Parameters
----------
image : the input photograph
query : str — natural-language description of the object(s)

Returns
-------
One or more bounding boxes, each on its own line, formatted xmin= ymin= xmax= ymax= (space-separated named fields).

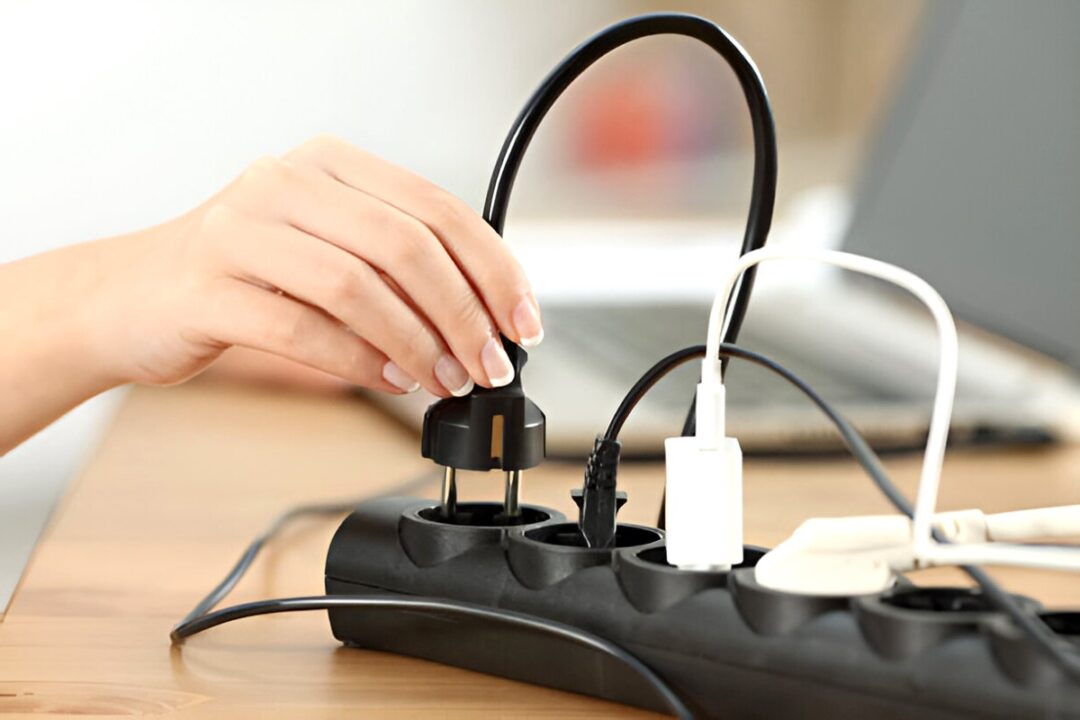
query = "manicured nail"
xmin=512 ymin=296 xmax=544 ymax=347
xmin=382 ymin=361 xmax=420 ymax=393
xmin=435 ymin=354 xmax=474 ymax=397
xmin=481 ymin=336 xmax=515 ymax=387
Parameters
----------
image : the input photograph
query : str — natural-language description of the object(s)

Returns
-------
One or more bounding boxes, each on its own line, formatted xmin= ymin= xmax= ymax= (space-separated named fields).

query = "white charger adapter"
xmin=664 ymin=376 xmax=743 ymax=571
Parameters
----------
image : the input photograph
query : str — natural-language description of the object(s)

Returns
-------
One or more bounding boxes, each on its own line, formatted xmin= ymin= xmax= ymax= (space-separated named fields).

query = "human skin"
xmin=0 ymin=135 xmax=543 ymax=455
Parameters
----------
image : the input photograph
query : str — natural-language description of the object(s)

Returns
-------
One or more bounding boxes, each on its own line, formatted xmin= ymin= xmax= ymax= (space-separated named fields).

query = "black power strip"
xmin=324 ymin=497 xmax=1080 ymax=719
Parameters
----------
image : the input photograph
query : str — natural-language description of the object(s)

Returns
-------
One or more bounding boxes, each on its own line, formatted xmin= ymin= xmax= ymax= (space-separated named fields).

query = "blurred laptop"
xmin=372 ymin=0 xmax=1080 ymax=456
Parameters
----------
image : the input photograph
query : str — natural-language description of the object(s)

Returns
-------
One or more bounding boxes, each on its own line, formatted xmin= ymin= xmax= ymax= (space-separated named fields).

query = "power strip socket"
xmin=324 ymin=496 xmax=1080 ymax=719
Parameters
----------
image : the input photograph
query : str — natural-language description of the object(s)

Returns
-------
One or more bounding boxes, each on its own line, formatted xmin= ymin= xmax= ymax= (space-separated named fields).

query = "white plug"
xmin=664 ymin=360 xmax=744 ymax=571
xmin=755 ymin=505 xmax=1080 ymax=596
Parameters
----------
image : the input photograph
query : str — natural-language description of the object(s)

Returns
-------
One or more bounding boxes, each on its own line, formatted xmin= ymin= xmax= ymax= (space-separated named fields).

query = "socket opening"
xmin=525 ymin=522 xmax=661 ymax=548
xmin=883 ymin=587 xmax=995 ymax=613
xmin=418 ymin=503 xmax=550 ymax=527
xmin=1040 ymin=611 xmax=1080 ymax=643
xmin=637 ymin=545 xmax=767 ymax=569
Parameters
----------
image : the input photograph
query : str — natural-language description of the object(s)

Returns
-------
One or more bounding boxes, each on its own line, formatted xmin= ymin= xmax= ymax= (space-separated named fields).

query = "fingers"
xmin=199 ymin=277 xmax=412 ymax=395
xmin=205 ymin=347 xmax=354 ymax=394
xmin=205 ymin=206 xmax=473 ymax=397
xmin=285 ymin=135 xmax=545 ymax=348
xmin=221 ymin=155 xmax=514 ymax=390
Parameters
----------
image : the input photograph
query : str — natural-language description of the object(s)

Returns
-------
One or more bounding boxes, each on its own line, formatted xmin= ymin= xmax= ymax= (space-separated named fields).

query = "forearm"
xmin=0 ymin=240 xmax=129 ymax=454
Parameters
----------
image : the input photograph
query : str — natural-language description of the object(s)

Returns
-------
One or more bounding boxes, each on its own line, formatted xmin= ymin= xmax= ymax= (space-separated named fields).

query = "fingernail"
xmin=512 ymin=296 xmax=544 ymax=347
xmin=481 ymin=336 xmax=515 ymax=387
xmin=382 ymin=361 xmax=420 ymax=393
xmin=435 ymin=354 xmax=474 ymax=397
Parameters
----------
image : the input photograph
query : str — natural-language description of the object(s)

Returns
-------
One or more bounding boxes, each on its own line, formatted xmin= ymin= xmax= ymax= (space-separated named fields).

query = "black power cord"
xmin=174 ymin=470 xmax=439 ymax=631
xmin=481 ymin=12 xmax=777 ymax=411
xmin=605 ymin=346 xmax=710 ymax=443
xmin=576 ymin=346 xmax=707 ymax=547
xmin=172 ymin=596 xmax=691 ymax=718
xmin=579 ymin=342 xmax=914 ymax=547
xmin=611 ymin=344 xmax=1080 ymax=683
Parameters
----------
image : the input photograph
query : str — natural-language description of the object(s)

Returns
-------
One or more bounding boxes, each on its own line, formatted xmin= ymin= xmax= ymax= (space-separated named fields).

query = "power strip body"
xmin=324 ymin=497 xmax=1080 ymax=719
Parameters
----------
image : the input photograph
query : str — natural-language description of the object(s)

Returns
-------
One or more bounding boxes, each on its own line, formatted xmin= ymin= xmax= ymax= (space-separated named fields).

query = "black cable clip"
xmin=572 ymin=436 xmax=627 ymax=548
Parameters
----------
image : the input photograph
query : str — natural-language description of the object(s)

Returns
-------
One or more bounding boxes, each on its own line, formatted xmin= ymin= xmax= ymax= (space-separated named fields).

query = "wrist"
xmin=0 ymin=240 xmax=130 ymax=451
xmin=73 ymin=229 xmax=162 ymax=388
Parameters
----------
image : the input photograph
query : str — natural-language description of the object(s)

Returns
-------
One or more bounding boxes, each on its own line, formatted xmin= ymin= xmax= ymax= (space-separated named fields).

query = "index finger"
xmin=285 ymin=136 xmax=544 ymax=348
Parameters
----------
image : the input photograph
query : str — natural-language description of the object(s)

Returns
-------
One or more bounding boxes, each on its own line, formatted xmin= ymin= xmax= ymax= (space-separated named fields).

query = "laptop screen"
xmin=842 ymin=0 xmax=1080 ymax=370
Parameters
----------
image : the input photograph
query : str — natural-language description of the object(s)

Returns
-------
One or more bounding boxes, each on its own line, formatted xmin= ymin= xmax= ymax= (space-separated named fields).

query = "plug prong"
xmin=441 ymin=466 xmax=458 ymax=518
xmin=503 ymin=469 xmax=521 ymax=517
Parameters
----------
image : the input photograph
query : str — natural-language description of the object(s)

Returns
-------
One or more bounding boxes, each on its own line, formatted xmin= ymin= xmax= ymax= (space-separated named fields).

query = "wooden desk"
xmin=1 ymin=382 xmax=1077 ymax=717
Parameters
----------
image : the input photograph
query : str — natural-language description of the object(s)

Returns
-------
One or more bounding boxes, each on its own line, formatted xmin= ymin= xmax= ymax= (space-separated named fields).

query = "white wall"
xmin=0 ymin=0 xmax=628 ymax=262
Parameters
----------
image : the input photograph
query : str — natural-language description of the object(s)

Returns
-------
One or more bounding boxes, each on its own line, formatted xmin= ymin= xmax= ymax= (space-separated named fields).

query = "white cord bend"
xmin=705 ymin=247 xmax=958 ymax=559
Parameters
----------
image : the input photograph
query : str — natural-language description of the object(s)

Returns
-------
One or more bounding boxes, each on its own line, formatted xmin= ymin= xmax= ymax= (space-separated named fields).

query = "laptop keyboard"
xmin=541 ymin=303 xmax=910 ymax=412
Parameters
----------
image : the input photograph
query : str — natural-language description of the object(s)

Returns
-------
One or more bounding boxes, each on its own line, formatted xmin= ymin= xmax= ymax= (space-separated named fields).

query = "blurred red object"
xmin=572 ymin=57 xmax=727 ymax=172
xmin=576 ymin=72 xmax=667 ymax=168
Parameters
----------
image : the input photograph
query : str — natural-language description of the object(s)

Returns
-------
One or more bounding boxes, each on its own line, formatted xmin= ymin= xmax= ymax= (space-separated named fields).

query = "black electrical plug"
xmin=570 ymin=436 xmax=627 ymax=548
xmin=421 ymin=336 xmax=545 ymax=522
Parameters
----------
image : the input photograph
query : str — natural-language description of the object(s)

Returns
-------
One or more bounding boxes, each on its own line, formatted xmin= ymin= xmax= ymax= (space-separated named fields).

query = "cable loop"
xmin=483 ymin=13 xmax=777 ymax=362
xmin=706 ymin=247 xmax=959 ymax=561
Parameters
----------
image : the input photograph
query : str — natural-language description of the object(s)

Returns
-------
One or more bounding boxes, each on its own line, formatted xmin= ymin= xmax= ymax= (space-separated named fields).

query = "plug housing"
xmin=571 ymin=436 xmax=628 ymax=548
xmin=421 ymin=339 xmax=544 ymax=472
xmin=421 ymin=338 xmax=545 ymax=520
xmin=664 ymin=378 xmax=743 ymax=570
xmin=664 ymin=435 xmax=743 ymax=570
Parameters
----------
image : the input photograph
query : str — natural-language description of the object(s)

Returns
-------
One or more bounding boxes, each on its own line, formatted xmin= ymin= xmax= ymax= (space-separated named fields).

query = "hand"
xmin=0 ymin=136 xmax=544 ymax=453
xmin=95 ymin=135 xmax=544 ymax=397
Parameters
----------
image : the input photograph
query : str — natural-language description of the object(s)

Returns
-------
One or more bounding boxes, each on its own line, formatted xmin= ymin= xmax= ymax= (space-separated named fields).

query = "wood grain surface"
xmin=1 ymin=381 xmax=1077 ymax=717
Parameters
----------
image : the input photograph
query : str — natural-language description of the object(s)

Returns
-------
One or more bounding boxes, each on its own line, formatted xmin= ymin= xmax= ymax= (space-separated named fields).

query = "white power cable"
xmin=707 ymin=247 xmax=1079 ymax=582
xmin=986 ymin=504 xmax=1080 ymax=542
xmin=707 ymin=247 xmax=957 ymax=558
xmin=756 ymin=505 xmax=1080 ymax=597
